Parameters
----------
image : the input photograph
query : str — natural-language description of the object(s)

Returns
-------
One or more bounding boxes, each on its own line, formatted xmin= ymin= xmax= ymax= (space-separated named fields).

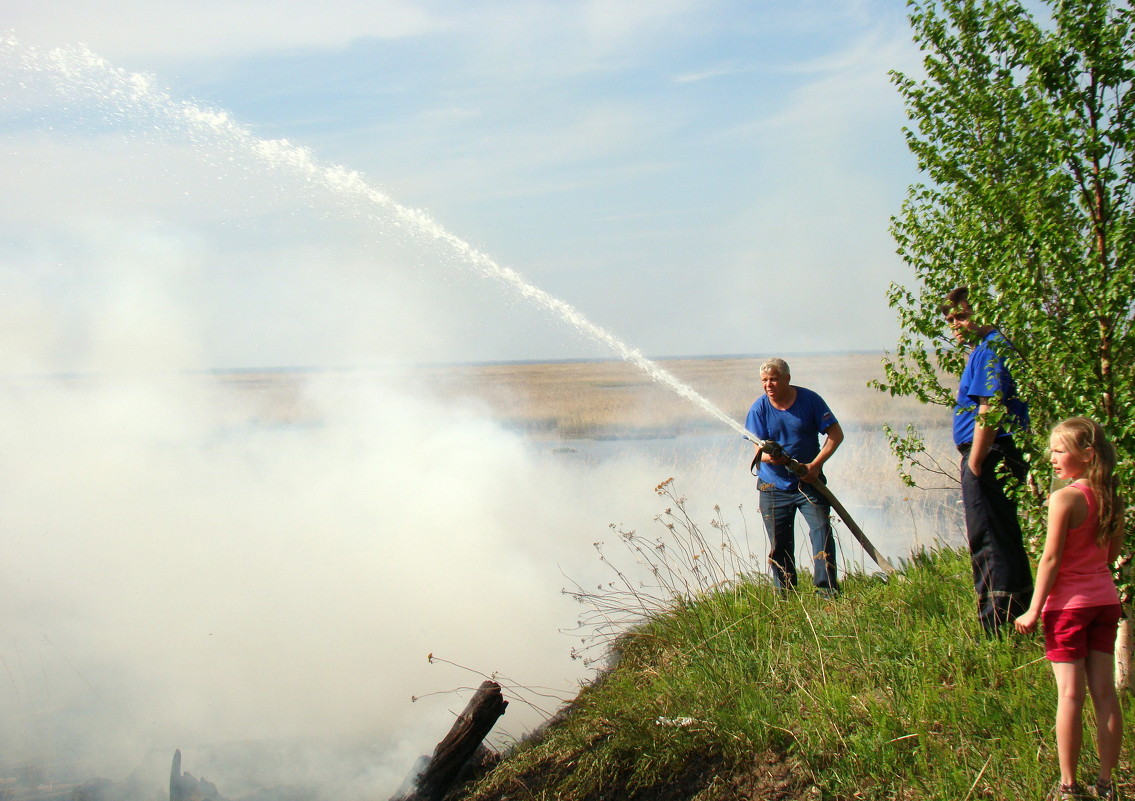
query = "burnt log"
xmin=391 ymin=680 xmax=508 ymax=801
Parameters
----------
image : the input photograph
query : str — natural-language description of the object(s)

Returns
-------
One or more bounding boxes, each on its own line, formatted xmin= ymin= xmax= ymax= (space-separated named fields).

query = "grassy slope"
xmin=454 ymin=548 xmax=1133 ymax=801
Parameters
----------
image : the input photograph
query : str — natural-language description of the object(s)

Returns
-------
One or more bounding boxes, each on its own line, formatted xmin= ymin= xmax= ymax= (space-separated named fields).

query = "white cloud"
xmin=686 ymin=20 xmax=918 ymax=353
xmin=578 ymin=0 xmax=713 ymax=51
xmin=672 ymin=63 xmax=749 ymax=85
xmin=4 ymin=0 xmax=442 ymax=61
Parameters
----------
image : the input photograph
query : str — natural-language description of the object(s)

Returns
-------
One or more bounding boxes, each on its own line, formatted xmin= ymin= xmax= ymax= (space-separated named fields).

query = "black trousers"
xmin=960 ymin=438 xmax=1034 ymax=635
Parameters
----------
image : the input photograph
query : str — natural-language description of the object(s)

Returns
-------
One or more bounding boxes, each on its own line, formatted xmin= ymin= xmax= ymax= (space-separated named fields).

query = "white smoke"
xmin=0 ymin=361 xmax=720 ymax=796
xmin=0 ymin=41 xmax=759 ymax=800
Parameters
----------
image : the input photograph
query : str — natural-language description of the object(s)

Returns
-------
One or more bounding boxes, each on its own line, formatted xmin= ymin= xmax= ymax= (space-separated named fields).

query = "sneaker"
xmin=1094 ymin=780 xmax=1119 ymax=800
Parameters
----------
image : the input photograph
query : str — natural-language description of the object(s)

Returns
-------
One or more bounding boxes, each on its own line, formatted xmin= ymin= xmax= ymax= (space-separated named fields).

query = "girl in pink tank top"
xmin=1015 ymin=418 xmax=1125 ymax=800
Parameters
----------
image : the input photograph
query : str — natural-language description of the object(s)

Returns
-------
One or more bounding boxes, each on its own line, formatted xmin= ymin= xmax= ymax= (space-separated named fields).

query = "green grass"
xmin=454 ymin=500 xmax=1133 ymax=800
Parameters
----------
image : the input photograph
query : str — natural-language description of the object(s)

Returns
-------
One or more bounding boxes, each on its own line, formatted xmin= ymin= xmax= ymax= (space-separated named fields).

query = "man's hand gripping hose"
xmin=746 ymin=434 xmax=897 ymax=576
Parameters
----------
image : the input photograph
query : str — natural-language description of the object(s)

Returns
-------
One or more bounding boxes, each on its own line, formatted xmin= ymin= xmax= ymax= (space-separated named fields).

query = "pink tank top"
xmin=1044 ymin=482 xmax=1120 ymax=611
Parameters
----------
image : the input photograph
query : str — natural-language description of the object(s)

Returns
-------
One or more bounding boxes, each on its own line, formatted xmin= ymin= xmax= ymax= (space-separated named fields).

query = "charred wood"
xmin=169 ymin=751 xmax=224 ymax=801
xmin=391 ymin=680 xmax=508 ymax=801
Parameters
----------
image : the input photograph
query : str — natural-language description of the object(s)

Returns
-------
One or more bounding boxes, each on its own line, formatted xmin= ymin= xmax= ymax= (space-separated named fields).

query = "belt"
xmin=957 ymin=438 xmax=1013 ymax=455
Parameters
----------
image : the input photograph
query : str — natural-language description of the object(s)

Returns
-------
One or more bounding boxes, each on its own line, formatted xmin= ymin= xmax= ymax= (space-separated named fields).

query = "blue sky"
xmin=1 ymin=0 xmax=923 ymax=369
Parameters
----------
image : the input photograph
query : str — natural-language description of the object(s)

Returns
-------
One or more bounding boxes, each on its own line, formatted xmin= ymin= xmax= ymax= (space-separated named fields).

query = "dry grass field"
xmin=211 ymin=352 xmax=944 ymax=441
xmin=403 ymin=352 xmax=940 ymax=439
xmin=410 ymin=353 xmax=962 ymax=550
xmin=396 ymin=353 xmax=964 ymax=562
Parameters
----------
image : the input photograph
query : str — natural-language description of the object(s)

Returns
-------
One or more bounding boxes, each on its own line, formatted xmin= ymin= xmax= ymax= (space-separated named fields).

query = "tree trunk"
xmin=1116 ymin=614 xmax=1132 ymax=694
xmin=391 ymin=680 xmax=508 ymax=801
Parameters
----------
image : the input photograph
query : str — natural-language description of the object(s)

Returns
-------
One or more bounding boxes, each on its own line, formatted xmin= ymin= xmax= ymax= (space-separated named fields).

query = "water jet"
xmin=0 ymin=36 xmax=748 ymax=440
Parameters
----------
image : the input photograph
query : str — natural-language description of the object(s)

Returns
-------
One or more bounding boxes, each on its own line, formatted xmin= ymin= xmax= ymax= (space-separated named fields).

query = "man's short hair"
xmin=940 ymin=286 xmax=970 ymax=315
xmin=760 ymin=357 xmax=790 ymax=377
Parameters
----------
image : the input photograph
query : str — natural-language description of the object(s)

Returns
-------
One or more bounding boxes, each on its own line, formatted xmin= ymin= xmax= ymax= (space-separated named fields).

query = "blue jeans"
xmin=758 ymin=482 xmax=838 ymax=591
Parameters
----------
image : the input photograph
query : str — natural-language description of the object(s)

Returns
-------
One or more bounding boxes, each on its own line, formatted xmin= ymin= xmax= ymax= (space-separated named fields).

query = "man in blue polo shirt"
xmin=745 ymin=357 xmax=844 ymax=595
xmin=943 ymin=286 xmax=1033 ymax=635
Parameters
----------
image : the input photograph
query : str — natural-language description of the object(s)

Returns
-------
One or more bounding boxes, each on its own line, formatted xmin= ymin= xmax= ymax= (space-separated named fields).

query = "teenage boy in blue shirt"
xmin=943 ymin=286 xmax=1033 ymax=635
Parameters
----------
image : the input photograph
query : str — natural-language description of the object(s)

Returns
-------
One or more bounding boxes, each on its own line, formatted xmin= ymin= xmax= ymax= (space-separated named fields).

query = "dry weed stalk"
xmin=563 ymin=478 xmax=762 ymax=665
xmin=414 ymin=653 xmax=575 ymax=724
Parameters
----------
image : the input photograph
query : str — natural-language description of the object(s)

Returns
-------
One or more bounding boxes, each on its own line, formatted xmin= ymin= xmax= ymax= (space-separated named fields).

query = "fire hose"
xmin=747 ymin=436 xmax=897 ymax=576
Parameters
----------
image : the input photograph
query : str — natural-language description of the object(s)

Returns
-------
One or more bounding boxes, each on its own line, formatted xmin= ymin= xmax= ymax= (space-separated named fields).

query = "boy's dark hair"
xmin=940 ymin=286 xmax=970 ymax=315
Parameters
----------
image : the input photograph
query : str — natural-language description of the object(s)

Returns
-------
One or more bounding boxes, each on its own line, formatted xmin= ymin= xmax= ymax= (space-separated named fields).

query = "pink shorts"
xmin=1042 ymin=604 xmax=1122 ymax=662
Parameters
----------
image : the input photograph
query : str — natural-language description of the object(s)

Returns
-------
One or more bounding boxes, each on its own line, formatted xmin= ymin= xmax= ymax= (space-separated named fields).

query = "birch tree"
xmin=877 ymin=0 xmax=1135 ymax=665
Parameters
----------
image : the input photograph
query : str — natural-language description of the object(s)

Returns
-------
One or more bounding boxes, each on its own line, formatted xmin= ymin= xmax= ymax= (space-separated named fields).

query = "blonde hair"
xmin=1051 ymin=417 xmax=1125 ymax=546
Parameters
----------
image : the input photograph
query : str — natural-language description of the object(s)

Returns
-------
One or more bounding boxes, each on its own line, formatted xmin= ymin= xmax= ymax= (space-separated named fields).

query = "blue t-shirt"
xmin=745 ymin=386 xmax=838 ymax=490
xmin=953 ymin=330 xmax=1029 ymax=447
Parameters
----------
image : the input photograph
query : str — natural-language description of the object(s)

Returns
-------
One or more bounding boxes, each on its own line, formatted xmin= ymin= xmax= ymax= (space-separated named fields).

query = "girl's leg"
xmin=1052 ymin=660 xmax=1087 ymax=787
xmin=1085 ymin=649 xmax=1122 ymax=784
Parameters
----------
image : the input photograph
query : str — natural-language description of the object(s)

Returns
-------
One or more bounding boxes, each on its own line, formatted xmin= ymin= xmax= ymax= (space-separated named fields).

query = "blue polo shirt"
xmin=745 ymin=386 xmax=837 ymax=491
xmin=953 ymin=330 xmax=1029 ymax=447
